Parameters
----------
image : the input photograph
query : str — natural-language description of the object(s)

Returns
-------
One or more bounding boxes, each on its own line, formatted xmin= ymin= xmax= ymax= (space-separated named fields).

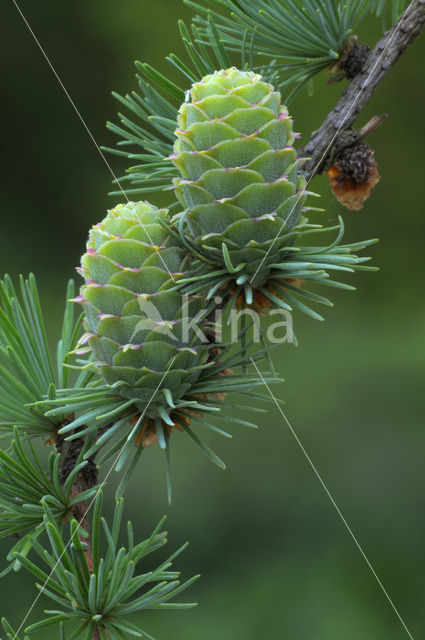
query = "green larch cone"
xmin=66 ymin=202 xmax=279 ymax=496
xmin=77 ymin=201 xmax=208 ymax=424
xmin=171 ymin=68 xmax=306 ymax=285
xmin=48 ymin=198 xmax=278 ymax=490
xmin=58 ymin=200 xmax=277 ymax=485
xmin=170 ymin=68 xmax=376 ymax=319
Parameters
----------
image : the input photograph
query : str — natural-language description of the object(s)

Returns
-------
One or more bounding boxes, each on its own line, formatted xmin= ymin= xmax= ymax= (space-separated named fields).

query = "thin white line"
xmin=10 ymin=0 xmax=176 ymax=282
xmin=12 ymin=357 xmax=176 ymax=640
xmin=250 ymin=357 xmax=414 ymax=640
xmin=249 ymin=0 xmax=414 ymax=285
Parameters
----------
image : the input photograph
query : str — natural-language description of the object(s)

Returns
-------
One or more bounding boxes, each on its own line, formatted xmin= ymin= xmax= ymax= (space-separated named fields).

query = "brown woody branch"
xmin=57 ymin=430 xmax=98 ymax=566
xmin=56 ymin=429 xmax=102 ymax=638
xmin=302 ymin=0 xmax=425 ymax=181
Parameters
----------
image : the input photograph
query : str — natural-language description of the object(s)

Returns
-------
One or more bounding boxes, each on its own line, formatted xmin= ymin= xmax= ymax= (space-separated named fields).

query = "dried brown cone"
xmin=326 ymin=141 xmax=380 ymax=211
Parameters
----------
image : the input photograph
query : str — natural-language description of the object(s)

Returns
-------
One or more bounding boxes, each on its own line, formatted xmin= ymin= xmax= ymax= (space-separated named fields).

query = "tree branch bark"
xmin=302 ymin=0 xmax=425 ymax=180
xmin=57 ymin=430 xmax=103 ymax=638
xmin=57 ymin=430 xmax=98 ymax=568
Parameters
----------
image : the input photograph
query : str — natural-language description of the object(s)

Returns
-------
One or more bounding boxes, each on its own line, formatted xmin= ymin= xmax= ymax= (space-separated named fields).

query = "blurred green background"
xmin=1 ymin=1 xmax=424 ymax=638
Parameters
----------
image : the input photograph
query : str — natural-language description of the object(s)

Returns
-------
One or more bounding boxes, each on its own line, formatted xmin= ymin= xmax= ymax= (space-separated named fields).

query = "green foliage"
xmin=34 ymin=331 xmax=277 ymax=501
xmin=187 ymin=0 xmax=371 ymax=94
xmin=2 ymin=618 xmax=30 ymax=640
xmin=16 ymin=495 xmax=198 ymax=640
xmin=46 ymin=373 xmax=268 ymax=479
xmin=0 ymin=429 xmax=100 ymax=575
xmin=187 ymin=0 xmax=408 ymax=95
xmin=105 ymin=19 xmax=233 ymax=201
xmin=372 ymin=0 xmax=408 ymax=27
xmin=0 ymin=275 xmax=88 ymax=438
xmin=170 ymin=68 xmax=377 ymax=316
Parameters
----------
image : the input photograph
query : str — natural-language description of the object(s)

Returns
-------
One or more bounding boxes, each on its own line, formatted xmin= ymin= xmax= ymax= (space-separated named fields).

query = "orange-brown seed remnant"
xmin=327 ymin=141 xmax=380 ymax=211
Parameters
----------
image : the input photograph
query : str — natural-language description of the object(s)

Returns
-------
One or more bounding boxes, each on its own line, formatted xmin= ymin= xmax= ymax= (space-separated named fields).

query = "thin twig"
xmin=358 ymin=114 xmax=388 ymax=140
